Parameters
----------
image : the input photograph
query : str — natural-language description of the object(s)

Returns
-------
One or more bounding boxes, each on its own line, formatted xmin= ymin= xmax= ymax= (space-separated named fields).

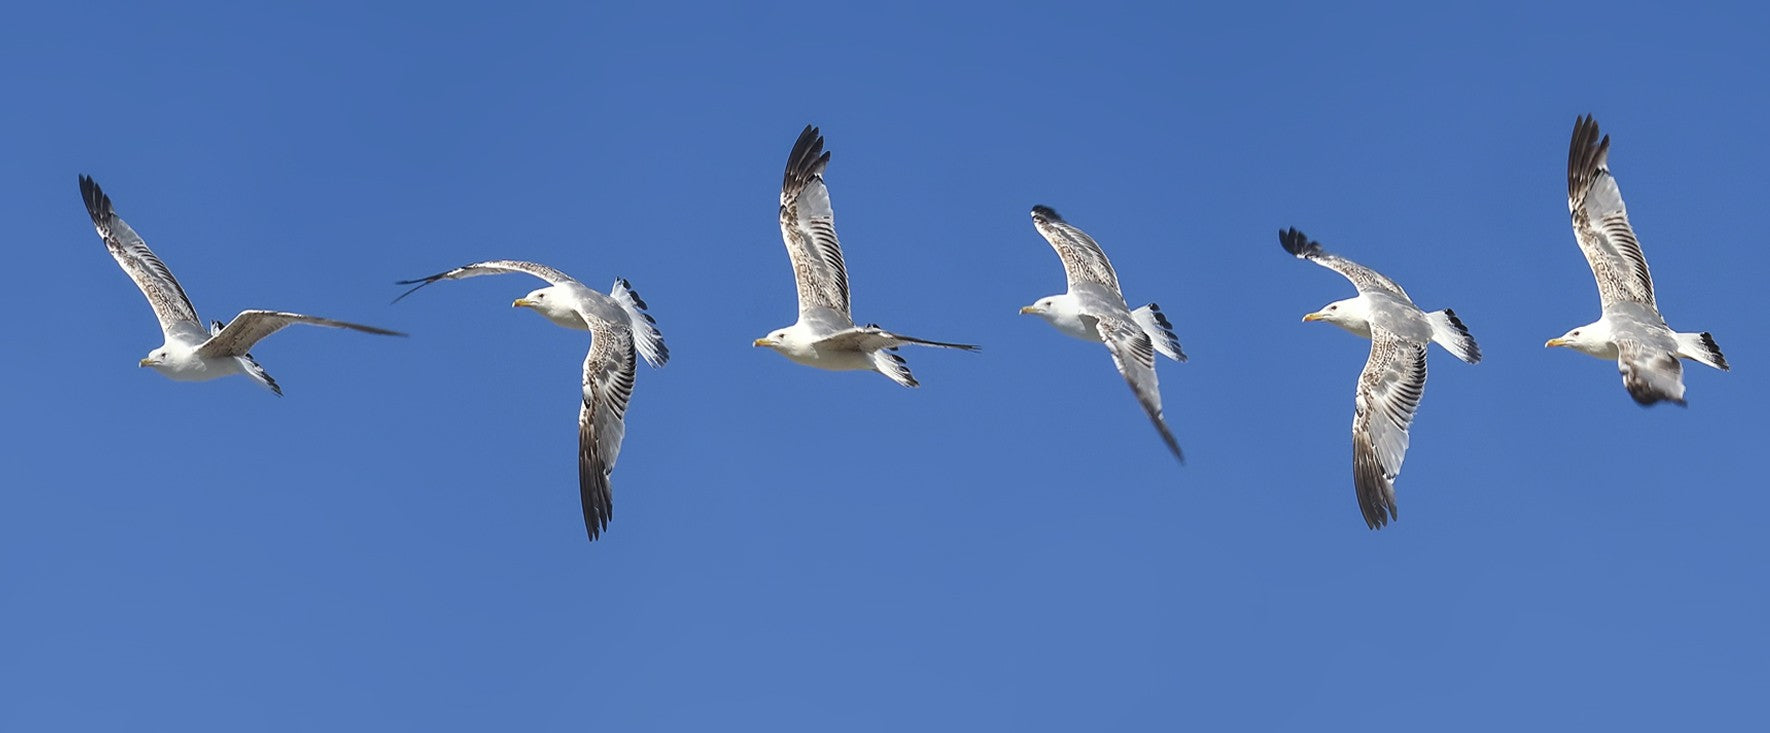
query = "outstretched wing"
xmin=394 ymin=260 xmax=580 ymax=303
xmin=576 ymin=322 xmax=638 ymax=542
xmin=1568 ymin=115 xmax=1656 ymax=308
xmin=195 ymin=310 xmax=405 ymax=358
xmin=1279 ymin=227 xmax=1409 ymax=299
xmin=1030 ymin=205 xmax=1122 ymax=295
xmin=78 ymin=175 xmax=204 ymax=341
xmin=1350 ymin=331 xmax=1428 ymax=530
xmin=779 ymin=125 xmax=852 ymax=322
xmin=1097 ymin=316 xmax=1183 ymax=462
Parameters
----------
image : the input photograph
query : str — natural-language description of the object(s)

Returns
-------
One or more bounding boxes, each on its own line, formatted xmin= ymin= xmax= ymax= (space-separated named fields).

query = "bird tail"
xmin=1426 ymin=309 xmax=1481 ymax=364
xmin=1130 ymin=303 xmax=1186 ymax=362
xmin=609 ymin=278 xmax=669 ymax=367
xmin=870 ymin=350 xmax=919 ymax=388
xmin=1675 ymin=331 xmax=1729 ymax=372
xmin=210 ymin=320 xmax=281 ymax=396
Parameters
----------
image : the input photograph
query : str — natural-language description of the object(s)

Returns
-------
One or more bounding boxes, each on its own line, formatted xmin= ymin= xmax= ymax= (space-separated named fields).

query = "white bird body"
xmin=1281 ymin=227 xmax=1480 ymax=529
xmin=1020 ymin=206 xmax=1187 ymax=461
xmin=754 ymin=126 xmax=979 ymax=387
xmin=1547 ymin=116 xmax=1729 ymax=405
xmin=79 ymin=175 xmax=404 ymax=396
xmin=142 ymin=340 xmax=242 ymax=382
xmin=394 ymin=260 xmax=667 ymax=542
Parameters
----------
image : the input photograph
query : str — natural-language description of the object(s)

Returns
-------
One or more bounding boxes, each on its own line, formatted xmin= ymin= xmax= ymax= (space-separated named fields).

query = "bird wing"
xmin=78 ymin=175 xmax=205 ymax=341
xmin=814 ymin=324 xmax=979 ymax=352
xmin=1279 ymin=227 xmax=1409 ymax=299
xmin=576 ymin=321 xmax=637 ymax=542
xmin=1030 ymin=205 xmax=1122 ymax=295
xmin=779 ymin=125 xmax=852 ymax=323
xmin=195 ymin=310 xmax=405 ymax=358
xmin=1350 ymin=330 xmax=1428 ymax=529
xmin=1616 ymin=336 xmax=1686 ymax=406
xmin=1096 ymin=315 xmax=1183 ymax=462
xmin=1568 ymin=115 xmax=1656 ymax=309
xmin=394 ymin=260 xmax=580 ymax=303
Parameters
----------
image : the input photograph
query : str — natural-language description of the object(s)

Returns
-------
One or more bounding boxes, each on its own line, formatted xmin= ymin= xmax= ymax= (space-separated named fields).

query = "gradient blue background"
xmin=3 ymin=1 xmax=1765 ymax=730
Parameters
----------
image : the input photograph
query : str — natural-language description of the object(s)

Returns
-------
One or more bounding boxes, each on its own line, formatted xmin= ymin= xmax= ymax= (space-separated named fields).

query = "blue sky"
xmin=3 ymin=1 xmax=1766 ymax=729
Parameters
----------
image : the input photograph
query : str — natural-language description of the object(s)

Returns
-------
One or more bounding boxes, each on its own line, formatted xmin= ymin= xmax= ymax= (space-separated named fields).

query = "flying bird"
xmin=1019 ymin=205 xmax=1187 ymax=462
xmin=395 ymin=261 xmax=668 ymax=542
xmin=752 ymin=125 xmax=978 ymax=387
xmin=1280 ymin=228 xmax=1480 ymax=529
xmin=78 ymin=175 xmax=403 ymax=395
xmin=1546 ymin=115 xmax=1729 ymax=405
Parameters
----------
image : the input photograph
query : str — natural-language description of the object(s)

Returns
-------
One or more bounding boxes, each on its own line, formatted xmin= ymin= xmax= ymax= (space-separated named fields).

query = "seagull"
xmin=1280 ymin=228 xmax=1480 ymax=529
xmin=395 ymin=261 xmax=667 ymax=542
xmin=1019 ymin=205 xmax=1187 ymax=462
xmin=752 ymin=125 xmax=978 ymax=387
xmin=1546 ymin=115 xmax=1729 ymax=405
xmin=78 ymin=175 xmax=403 ymax=395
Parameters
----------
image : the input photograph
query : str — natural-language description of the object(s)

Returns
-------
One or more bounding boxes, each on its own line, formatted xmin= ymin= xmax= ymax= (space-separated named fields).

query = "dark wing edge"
xmin=577 ymin=327 xmax=638 ymax=542
xmin=1099 ymin=318 xmax=1184 ymax=464
xmin=1031 ymin=205 xmax=1122 ymax=292
xmin=779 ymin=124 xmax=851 ymax=315
xmin=78 ymin=175 xmax=202 ymax=330
xmin=1350 ymin=336 xmax=1427 ymax=530
xmin=393 ymin=260 xmax=578 ymax=304
xmin=196 ymin=310 xmax=405 ymax=358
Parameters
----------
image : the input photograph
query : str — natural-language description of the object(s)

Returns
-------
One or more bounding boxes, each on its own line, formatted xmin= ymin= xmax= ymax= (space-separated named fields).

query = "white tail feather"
xmin=1426 ymin=309 xmax=1481 ymax=364
xmin=870 ymin=349 xmax=918 ymax=387
xmin=212 ymin=320 xmax=280 ymax=395
xmin=1675 ymin=331 xmax=1729 ymax=371
xmin=1130 ymin=303 xmax=1186 ymax=362
xmin=609 ymin=278 xmax=668 ymax=367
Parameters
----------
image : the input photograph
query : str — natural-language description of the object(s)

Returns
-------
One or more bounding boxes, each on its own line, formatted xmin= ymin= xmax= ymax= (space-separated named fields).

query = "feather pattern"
xmin=79 ymin=175 xmax=205 ymax=341
xmin=1568 ymin=115 xmax=1656 ymax=308
xmin=779 ymin=125 xmax=851 ymax=320
xmin=1031 ymin=205 xmax=1122 ymax=294
xmin=1351 ymin=333 xmax=1428 ymax=530
xmin=577 ymin=323 xmax=637 ymax=541
xmin=1097 ymin=316 xmax=1183 ymax=462
xmin=1280 ymin=227 xmax=1410 ymax=299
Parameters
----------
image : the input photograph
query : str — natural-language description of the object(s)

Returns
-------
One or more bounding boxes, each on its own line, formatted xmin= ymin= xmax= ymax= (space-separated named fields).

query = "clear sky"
xmin=3 ymin=1 xmax=1766 ymax=730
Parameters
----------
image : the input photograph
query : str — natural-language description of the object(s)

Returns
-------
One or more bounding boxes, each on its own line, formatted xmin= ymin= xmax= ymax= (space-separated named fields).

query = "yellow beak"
xmin=1545 ymin=338 xmax=1568 ymax=348
xmin=139 ymin=358 xmax=154 ymax=367
xmin=1302 ymin=312 xmax=1326 ymax=322
xmin=513 ymin=298 xmax=535 ymax=308
xmin=1019 ymin=306 xmax=1038 ymax=315
xmin=753 ymin=338 xmax=775 ymax=348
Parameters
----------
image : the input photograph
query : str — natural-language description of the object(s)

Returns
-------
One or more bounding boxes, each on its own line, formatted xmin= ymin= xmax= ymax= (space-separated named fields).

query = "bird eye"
xmin=1571 ymin=331 xmax=1580 ymax=336
xmin=1328 ymin=305 xmax=1338 ymax=310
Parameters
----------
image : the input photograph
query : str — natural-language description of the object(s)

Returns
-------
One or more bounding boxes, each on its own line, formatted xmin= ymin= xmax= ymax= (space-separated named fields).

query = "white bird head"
xmin=754 ymin=326 xmax=824 ymax=361
xmin=1546 ymin=321 xmax=1612 ymax=357
xmin=512 ymin=286 xmax=577 ymax=323
xmin=1301 ymin=297 xmax=1371 ymax=335
xmin=753 ymin=327 xmax=794 ymax=350
xmin=1018 ymin=297 xmax=1059 ymax=318
xmin=138 ymin=347 xmax=169 ymax=369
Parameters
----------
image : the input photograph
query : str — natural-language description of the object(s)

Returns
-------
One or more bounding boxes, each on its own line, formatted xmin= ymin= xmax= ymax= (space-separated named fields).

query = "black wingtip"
xmin=784 ymin=124 xmax=830 ymax=192
xmin=1701 ymin=332 xmax=1730 ymax=371
xmin=1030 ymin=204 xmax=1063 ymax=222
xmin=1150 ymin=417 xmax=1185 ymax=465
xmin=1278 ymin=227 xmax=1321 ymax=258
xmin=77 ymin=174 xmax=109 ymax=224
xmin=1569 ymin=114 xmax=1611 ymax=199
xmin=390 ymin=276 xmax=443 ymax=304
